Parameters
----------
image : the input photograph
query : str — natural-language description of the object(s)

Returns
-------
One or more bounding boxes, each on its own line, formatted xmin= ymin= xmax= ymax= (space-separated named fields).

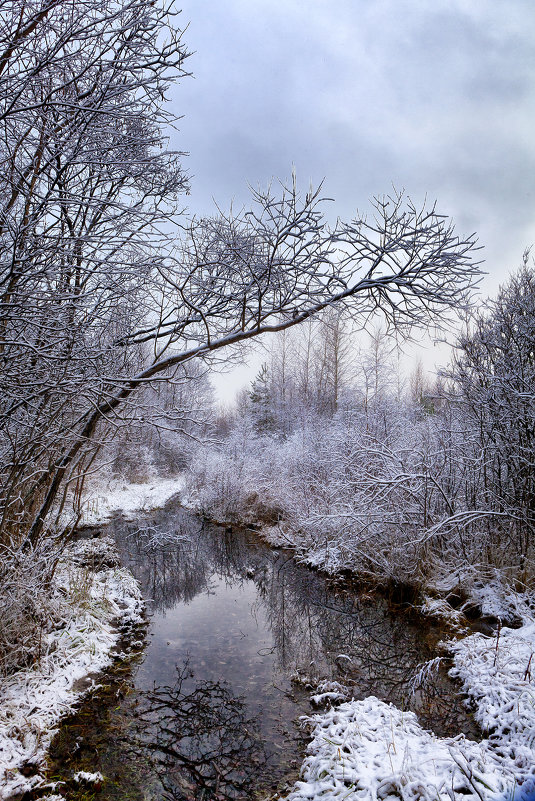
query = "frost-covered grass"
xmin=285 ymin=697 xmax=514 ymax=801
xmin=448 ymin=603 xmax=535 ymax=792
xmin=0 ymin=536 xmax=143 ymax=801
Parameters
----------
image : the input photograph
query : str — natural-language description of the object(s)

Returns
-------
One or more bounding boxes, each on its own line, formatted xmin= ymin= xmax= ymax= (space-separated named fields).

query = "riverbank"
xmin=3 ymin=475 xmax=534 ymax=801
xmin=0 ymin=478 xmax=182 ymax=801
xmin=77 ymin=476 xmax=185 ymax=527
xmin=0 ymin=536 xmax=143 ymax=800
xmin=255 ymin=527 xmax=535 ymax=798
xmin=281 ymin=606 xmax=535 ymax=800
xmin=181 ymin=484 xmax=535 ymax=800
xmin=258 ymin=524 xmax=535 ymax=799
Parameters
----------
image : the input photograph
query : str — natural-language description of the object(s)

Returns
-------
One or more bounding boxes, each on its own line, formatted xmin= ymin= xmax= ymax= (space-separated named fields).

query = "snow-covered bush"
xmin=186 ymin=393 xmax=529 ymax=588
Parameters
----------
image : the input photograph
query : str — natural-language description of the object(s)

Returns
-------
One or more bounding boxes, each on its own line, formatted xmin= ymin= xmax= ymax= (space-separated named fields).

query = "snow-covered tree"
xmin=0 ymin=0 xmax=481 ymax=550
xmin=249 ymin=364 xmax=276 ymax=434
xmin=451 ymin=260 xmax=535 ymax=564
xmin=0 ymin=0 xmax=189 ymax=546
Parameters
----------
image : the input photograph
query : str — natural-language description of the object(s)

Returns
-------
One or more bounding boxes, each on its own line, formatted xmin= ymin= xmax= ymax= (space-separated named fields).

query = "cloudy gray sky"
xmin=168 ymin=0 xmax=535 ymax=395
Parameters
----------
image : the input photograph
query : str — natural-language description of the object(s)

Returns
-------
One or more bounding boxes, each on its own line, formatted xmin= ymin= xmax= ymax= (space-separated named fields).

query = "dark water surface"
xmin=47 ymin=500 xmax=478 ymax=800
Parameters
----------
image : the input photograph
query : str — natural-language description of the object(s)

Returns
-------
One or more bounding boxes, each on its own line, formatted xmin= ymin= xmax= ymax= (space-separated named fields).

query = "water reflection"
xmin=72 ymin=502 xmax=477 ymax=799
xmin=129 ymin=661 xmax=267 ymax=800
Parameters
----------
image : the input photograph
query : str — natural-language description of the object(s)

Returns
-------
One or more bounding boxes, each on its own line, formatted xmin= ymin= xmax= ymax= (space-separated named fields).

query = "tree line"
xmin=190 ymin=263 xmax=535 ymax=588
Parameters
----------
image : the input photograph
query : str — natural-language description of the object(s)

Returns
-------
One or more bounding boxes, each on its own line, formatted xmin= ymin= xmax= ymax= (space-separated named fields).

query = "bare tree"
xmin=0 ymin=0 xmax=188 ymax=545
xmin=0 ymin=0 xmax=481 ymax=551
xmin=310 ymin=307 xmax=354 ymax=415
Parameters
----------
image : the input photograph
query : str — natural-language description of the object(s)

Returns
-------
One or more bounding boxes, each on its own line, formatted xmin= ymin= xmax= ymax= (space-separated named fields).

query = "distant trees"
xmin=247 ymin=308 xmax=356 ymax=433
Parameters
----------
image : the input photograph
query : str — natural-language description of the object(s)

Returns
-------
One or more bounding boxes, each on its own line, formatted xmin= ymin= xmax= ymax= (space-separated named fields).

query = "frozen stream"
xmin=48 ymin=500 xmax=478 ymax=800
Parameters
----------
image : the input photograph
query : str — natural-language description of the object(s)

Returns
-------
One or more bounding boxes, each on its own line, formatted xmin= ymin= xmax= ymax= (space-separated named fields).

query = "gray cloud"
xmin=170 ymin=0 xmax=535 ymax=294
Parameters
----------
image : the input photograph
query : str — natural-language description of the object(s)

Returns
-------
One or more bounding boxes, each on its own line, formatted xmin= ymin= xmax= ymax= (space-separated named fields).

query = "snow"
xmin=286 ymin=697 xmax=513 ymax=801
xmin=73 ymin=770 xmax=104 ymax=783
xmin=0 ymin=537 xmax=144 ymax=800
xmin=284 ymin=600 xmax=535 ymax=801
xmin=0 ymin=475 xmax=186 ymax=800
xmin=79 ymin=475 xmax=184 ymax=525
xmin=448 ymin=605 xmax=535 ymax=792
xmin=310 ymin=680 xmax=350 ymax=707
xmin=426 ymin=569 xmax=526 ymax=629
xmin=420 ymin=597 xmax=468 ymax=632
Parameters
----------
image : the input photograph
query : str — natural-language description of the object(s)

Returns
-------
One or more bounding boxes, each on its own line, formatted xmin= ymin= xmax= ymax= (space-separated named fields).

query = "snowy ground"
xmin=6 ymin=474 xmax=532 ymax=801
xmin=286 ymin=697 xmax=513 ymax=801
xmin=77 ymin=474 xmax=184 ymax=525
xmin=282 ymin=596 xmax=535 ymax=801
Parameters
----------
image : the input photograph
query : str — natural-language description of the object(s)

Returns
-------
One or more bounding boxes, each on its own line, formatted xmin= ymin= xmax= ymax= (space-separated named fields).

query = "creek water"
xmin=47 ymin=500 xmax=478 ymax=800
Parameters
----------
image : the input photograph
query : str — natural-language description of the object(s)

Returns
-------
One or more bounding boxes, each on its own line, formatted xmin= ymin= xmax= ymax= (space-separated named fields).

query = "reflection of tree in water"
xmin=131 ymin=662 xmax=268 ymax=800
xmin=256 ymin=556 xmax=423 ymax=692
xmin=254 ymin=556 xmax=475 ymax=737
xmin=112 ymin=508 xmax=209 ymax=610
xmin=113 ymin=504 xmax=476 ymax=743
xmin=112 ymin=505 xmax=258 ymax=613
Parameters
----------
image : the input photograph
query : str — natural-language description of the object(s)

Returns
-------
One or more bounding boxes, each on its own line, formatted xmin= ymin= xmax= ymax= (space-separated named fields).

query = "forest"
xmin=1 ymin=0 xmax=535 ymax=799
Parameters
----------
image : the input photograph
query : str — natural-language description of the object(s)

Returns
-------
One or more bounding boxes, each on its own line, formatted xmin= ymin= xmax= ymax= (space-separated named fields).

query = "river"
xmin=47 ymin=499 xmax=478 ymax=800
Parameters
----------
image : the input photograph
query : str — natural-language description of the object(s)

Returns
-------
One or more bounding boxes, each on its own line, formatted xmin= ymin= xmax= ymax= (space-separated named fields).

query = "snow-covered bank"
xmin=79 ymin=475 xmax=184 ymax=525
xmin=448 ymin=607 xmax=535 ymax=792
xmin=0 ymin=536 xmax=143 ymax=800
xmin=285 ymin=697 xmax=511 ymax=801
xmin=0 ymin=475 xmax=184 ymax=800
xmin=282 ymin=606 xmax=535 ymax=801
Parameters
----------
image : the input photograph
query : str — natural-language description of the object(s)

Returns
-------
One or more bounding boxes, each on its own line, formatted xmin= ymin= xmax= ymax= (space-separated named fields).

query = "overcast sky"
xmin=168 ymin=0 xmax=535 ymax=397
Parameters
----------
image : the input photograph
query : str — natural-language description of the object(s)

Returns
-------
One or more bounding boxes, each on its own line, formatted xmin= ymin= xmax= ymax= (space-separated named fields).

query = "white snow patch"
xmin=285 ymin=697 xmax=515 ymax=801
xmin=0 ymin=538 xmax=143 ymax=800
xmin=73 ymin=770 xmax=104 ymax=783
xmin=462 ymin=578 xmax=526 ymax=626
xmin=310 ymin=680 xmax=350 ymax=707
xmin=421 ymin=596 xmax=468 ymax=631
xmin=79 ymin=475 xmax=184 ymax=525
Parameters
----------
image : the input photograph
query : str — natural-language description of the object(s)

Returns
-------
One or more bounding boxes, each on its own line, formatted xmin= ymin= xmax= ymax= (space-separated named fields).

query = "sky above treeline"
xmin=168 ymin=0 xmax=535 ymax=396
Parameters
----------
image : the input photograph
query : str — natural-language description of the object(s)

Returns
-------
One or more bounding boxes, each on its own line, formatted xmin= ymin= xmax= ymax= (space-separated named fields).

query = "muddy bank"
xmin=0 ymin=537 xmax=144 ymax=801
